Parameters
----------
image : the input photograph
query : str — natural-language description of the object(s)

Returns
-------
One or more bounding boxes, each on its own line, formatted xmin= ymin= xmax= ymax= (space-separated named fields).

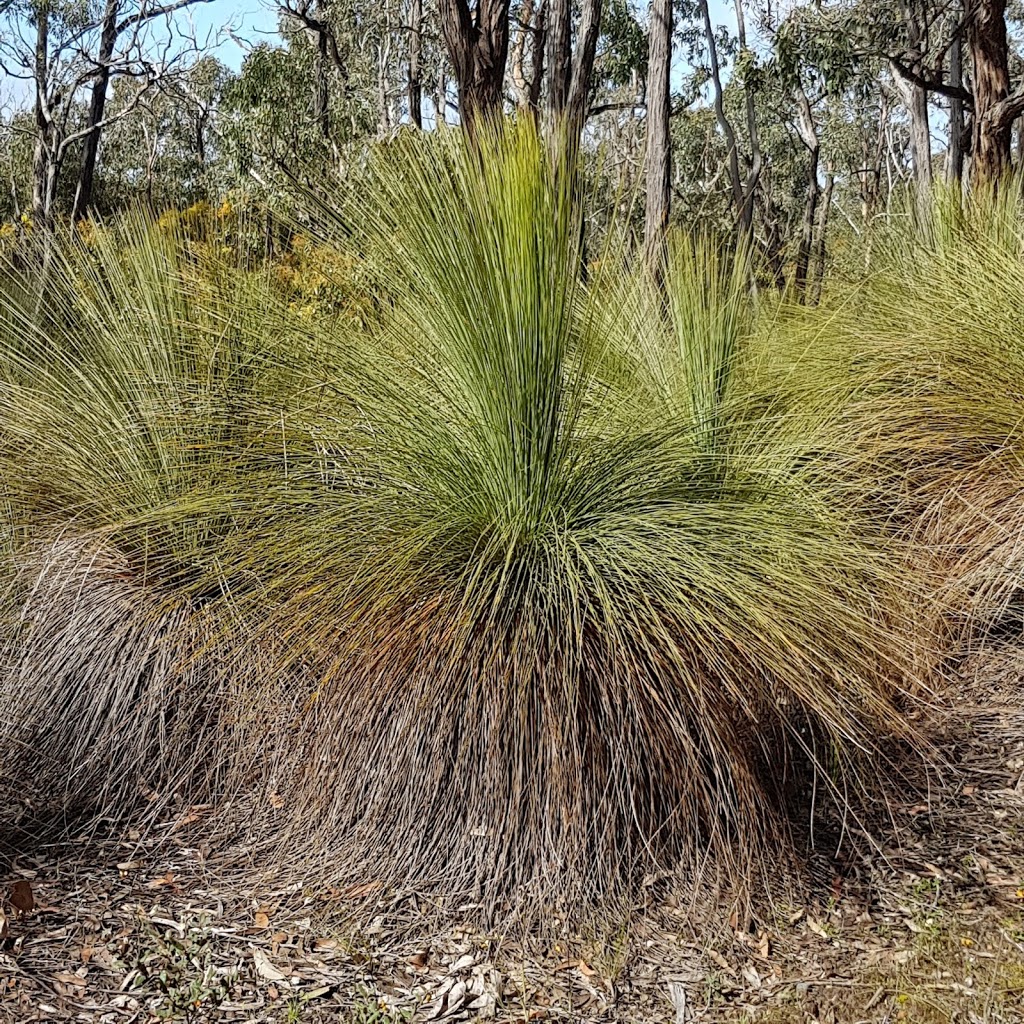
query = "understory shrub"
xmin=0 ymin=123 xmax=923 ymax=923
xmin=808 ymin=182 xmax=1024 ymax=652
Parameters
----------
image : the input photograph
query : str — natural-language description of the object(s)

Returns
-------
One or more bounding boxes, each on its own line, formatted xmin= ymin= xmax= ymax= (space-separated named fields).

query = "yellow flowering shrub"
xmin=271 ymin=234 xmax=372 ymax=320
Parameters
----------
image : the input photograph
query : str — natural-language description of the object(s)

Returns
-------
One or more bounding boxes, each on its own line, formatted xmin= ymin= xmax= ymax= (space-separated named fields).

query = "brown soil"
xmin=2 ymin=644 xmax=1022 ymax=1023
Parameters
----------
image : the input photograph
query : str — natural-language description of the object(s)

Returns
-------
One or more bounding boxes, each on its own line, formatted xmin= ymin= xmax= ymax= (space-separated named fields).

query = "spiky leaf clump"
xmin=0 ymin=217 xmax=319 ymax=819
xmin=818 ymin=182 xmax=1024 ymax=646
xmin=241 ymin=124 xmax=919 ymax=917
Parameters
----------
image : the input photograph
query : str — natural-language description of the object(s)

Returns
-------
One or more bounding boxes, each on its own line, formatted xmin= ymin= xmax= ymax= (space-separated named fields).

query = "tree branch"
xmin=116 ymin=0 xmax=216 ymax=37
xmin=887 ymin=53 xmax=974 ymax=105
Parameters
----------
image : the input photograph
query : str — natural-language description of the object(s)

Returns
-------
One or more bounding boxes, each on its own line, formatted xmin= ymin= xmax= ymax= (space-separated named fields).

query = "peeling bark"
xmin=643 ymin=0 xmax=672 ymax=276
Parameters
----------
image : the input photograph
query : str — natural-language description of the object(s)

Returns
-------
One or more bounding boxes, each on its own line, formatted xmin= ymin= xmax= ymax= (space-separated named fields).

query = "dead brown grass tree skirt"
xmin=254 ymin=515 xmax=924 ymax=926
xmin=0 ymin=531 xmax=283 ymax=831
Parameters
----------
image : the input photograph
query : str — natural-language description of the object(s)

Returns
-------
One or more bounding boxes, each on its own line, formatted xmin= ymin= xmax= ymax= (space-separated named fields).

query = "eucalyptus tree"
xmin=545 ymin=0 xmax=603 ymax=136
xmin=437 ymin=0 xmax=603 ymax=140
xmin=225 ymin=44 xmax=364 ymax=199
xmin=408 ymin=0 xmax=423 ymax=126
xmin=95 ymin=55 xmax=232 ymax=209
xmin=0 ymin=107 xmax=34 ymax=222
xmin=688 ymin=0 xmax=765 ymax=237
xmin=581 ymin=0 xmax=647 ymax=244
xmin=438 ymin=0 xmax=510 ymax=129
xmin=808 ymin=0 xmax=1024 ymax=186
xmin=968 ymin=0 xmax=1024 ymax=182
xmin=771 ymin=1 xmax=862 ymax=299
xmin=643 ymin=0 xmax=671 ymax=273
xmin=0 ymin=0 xmax=213 ymax=225
xmin=508 ymin=0 xmax=544 ymax=112
xmin=272 ymin=0 xmax=394 ymax=138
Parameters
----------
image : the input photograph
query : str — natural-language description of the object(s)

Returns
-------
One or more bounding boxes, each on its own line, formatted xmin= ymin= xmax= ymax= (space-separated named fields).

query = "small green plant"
xmin=135 ymin=913 xmax=236 ymax=1022
xmin=346 ymin=989 xmax=411 ymax=1024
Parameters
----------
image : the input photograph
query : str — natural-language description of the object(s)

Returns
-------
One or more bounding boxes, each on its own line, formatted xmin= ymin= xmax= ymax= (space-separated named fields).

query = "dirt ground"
xmin=2 ymin=644 xmax=1023 ymax=1024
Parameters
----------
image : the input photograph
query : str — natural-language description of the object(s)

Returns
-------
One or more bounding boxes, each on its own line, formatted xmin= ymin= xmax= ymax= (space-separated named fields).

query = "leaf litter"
xmin=0 ymin=644 xmax=1022 ymax=1022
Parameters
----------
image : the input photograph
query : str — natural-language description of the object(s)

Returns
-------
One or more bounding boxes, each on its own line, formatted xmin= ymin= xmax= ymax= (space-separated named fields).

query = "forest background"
xmin=3 ymin=0 xmax=1022 ymax=300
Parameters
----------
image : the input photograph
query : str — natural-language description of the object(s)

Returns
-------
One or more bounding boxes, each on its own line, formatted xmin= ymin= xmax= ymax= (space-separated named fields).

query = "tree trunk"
xmin=756 ymin=177 xmax=788 ymax=291
xmin=196 ymin=108 xmax=207 ymax=166
xmin=734 ymin=0 xmax=761 ymax=236
xmin=643 ymin=0 xmax=671 ymax=276
xmin=31 ymin=2 xmax=54 ymax=227
xmin=698 ymin=0 xmax=743 ymax=217
xmin=890 ymin=3 xmax=932 ymax=191
xmin=545 ymin=0 xmax=571 ymax=116
xmin=408 ymin=0 xmax=422 ymax=127
xmin=909 ymin=79 xmax=931 ymax=186
xmin=794 ymin=168 xmax=817 ymax=289
xmin=31 ymin=133 xmax=52 ymax=227
xmin=37 ymin=153 xmax=60 ymax=228
xmin=564 ymin=0 xmax=601 ymax=141
xmin=315 ymin=29 xmax=331 ymax=138
xmin=947 ymin=7 xmax=965 ymax=185
xmin=437 ymin=54 xmax=449 ymax=125
xmin=890 ymin=61 xmax=932 ymax=189
xmin=439 ymin=0 xmax=510 ymax=132
xmin=541 ymin=0 xmax=600 ymax=144
xmin=792 ymin=83 xmax=819 ymax=303
xmin=529 ymin=1 xmax=545 ymax=110
xmin=510 ymin=0 xmax=532 ymax=107
xmin=809 ymin=167 xmax=833 ymax=307
xmin=144 ymin=122 xmax=157 ymax=207
xmin=861 ymin=92 xmax=886 ymax=229
xmin=510 ymin=0 xmax=547 ymax=115
xmin=72 ymin=0 xmax=120 ymax=220
xmin=378 ymin=17 xmax=393 ymax=135
xmin=968 ymin=0 xmax=1024 ymax=185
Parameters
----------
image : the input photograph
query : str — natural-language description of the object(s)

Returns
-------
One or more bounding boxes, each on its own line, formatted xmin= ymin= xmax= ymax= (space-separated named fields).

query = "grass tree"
xmin=0 ymin=213 xmax=326 ymax=822
xmin=0 ymin=123 xmax=924 ymax=924
xmin=244 ymin=123 xmax=921 ymax=919
xmin=818 ymin=181 xmax=1024 ymax=644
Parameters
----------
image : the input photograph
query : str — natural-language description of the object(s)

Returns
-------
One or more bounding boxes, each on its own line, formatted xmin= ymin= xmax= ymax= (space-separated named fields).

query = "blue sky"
xmin=187 ymin=0 xmax=280 ymax=69
xmin=173 ymin=0 xmax=737 ymax=138
xmin=0 ymin=1 xmax=277 ymax=105
xmin=185 ymin=0 xmax=739 ymax=73
xmin=1 ymin=1 xmax=738 ymax=107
